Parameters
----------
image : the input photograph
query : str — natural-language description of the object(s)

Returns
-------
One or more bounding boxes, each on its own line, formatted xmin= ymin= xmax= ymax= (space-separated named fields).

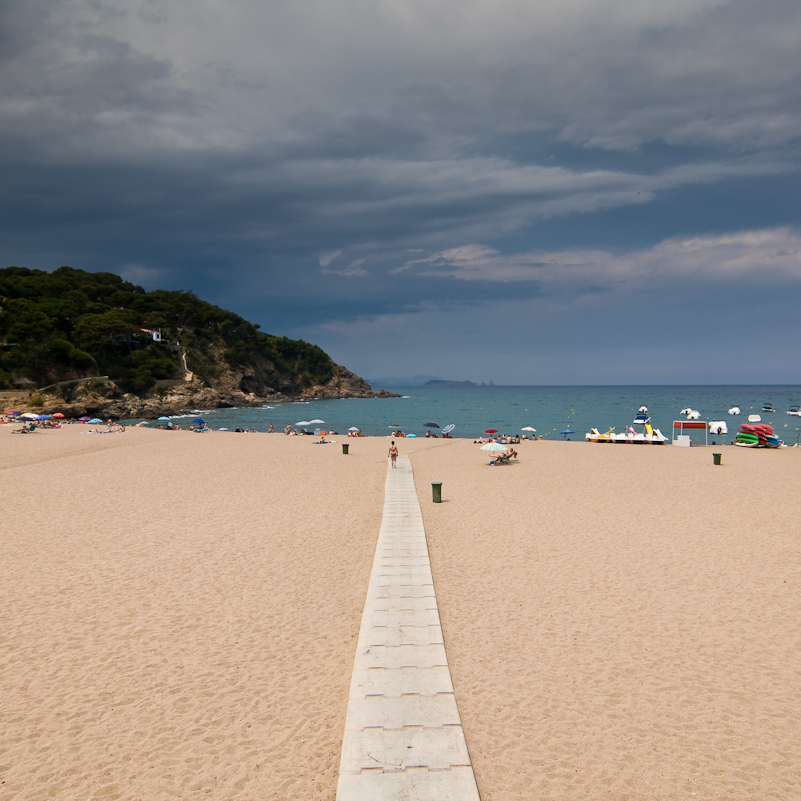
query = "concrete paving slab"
xmin=371 ymin=608 xmax=441 ymax=627
xmin=376 ymin=565 xmax=434 ymax=578
xmin=365 ymin=624 xmax=445 ymax=648
xmin=337 ymin=766 xmax=481 ymax=800
xmin=349 ymin=665 xmax=454 ymax=698
xmin=343 ymin=693 xmax=462 ymax=731
xmin=340 ymin=726 xmax=472 ymax=772
xmin=374 ymin=574 xmax=434 ymax=588
xmin=356 ymin=644 xmax=449 ymax=670
xmin=376 ymin=586 xmax=437 ymax=599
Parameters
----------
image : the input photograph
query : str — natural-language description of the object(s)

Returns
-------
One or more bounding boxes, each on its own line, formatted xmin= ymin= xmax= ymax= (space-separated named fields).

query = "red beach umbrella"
xmin=484 ymin=428 xmax=498 ymax=434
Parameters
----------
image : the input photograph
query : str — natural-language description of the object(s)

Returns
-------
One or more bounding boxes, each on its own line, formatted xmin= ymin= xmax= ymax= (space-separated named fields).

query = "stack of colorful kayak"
xmin=735 ymin=423 xmax=782 ymax=448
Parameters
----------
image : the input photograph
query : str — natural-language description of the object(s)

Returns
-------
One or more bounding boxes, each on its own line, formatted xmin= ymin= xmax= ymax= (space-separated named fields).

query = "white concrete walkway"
xmin=336 ymin=455 xmax=480 ymax=800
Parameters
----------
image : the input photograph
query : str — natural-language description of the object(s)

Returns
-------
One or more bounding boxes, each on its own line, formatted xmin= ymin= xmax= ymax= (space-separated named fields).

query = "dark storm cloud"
xmin=2 ymin=0 xmax=801 ymax=381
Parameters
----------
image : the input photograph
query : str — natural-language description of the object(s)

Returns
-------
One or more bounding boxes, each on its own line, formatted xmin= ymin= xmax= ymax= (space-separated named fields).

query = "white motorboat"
xmin=728 ymin=406 xmax=741 ymax=415
xmin=787 ymin=406 xmax=801 ymax=417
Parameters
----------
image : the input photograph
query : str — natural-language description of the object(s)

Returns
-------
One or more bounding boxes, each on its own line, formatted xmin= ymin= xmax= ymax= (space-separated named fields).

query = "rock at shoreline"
xmin=1 ymin=365 xmax=399 ymax=419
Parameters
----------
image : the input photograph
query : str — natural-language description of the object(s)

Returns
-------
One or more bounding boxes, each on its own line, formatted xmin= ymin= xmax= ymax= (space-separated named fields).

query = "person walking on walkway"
xmin=388 ymin=440 xmax=398 ymax=468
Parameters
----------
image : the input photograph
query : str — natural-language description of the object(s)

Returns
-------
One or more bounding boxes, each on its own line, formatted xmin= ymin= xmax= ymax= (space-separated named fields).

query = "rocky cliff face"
xmin=3 ymin=362 xmax=396 ymax=419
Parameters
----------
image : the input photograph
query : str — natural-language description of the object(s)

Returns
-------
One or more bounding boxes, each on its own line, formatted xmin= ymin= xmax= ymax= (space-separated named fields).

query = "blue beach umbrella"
xmin=424 ymin=422 xmax=440 ymax=428
xmin=442 ymin=424 xmax=455 ymax=434
xmin=88 ymin=418 xmax=103 ymax=424
xmin=158 ymin=416 xmax=170 ymax=421
xmin=192 ymin=418 xmax=205 ymax=424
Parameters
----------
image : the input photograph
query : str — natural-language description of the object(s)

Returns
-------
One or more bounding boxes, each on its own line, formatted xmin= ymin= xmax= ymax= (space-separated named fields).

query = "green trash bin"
xmin=713 ymin=452 xmax=721 ymax=466
xmin=342 ymin=443 xmax=349 ymax=455
xmin=432 ymin=482 xmax=442 ymax=503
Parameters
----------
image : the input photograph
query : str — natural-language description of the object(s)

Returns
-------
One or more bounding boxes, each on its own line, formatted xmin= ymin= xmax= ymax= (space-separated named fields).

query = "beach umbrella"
xmin=483 ymin=428 xmax=498 ymax=434
xmin=52 ymin=413 xmax=64 ymax=418
xmin=424 ymin=422 xmax=440 ymax=428
xmin=218 ymin=427 xmax=229 ymax=431
xmin=295 ymin=420 xmax=311 ymax=426
xmin=12 ymin=411 xmax=22 ymax=416
xmin=89 ymin=418 xmax=103 ymax=424
xmin=406 ymin=433 xmax=417 ymax=437
xmin=521 ymin=426 xmax=536 ymax=432
xmin=79 ymin=415 xmax=91 ymax=421
xmin=22 ymin=412 xmax=39 ymax=419
xmin=309 ymin=418 xmax=325 ymax=424
xmin=442 ymin=424 xmax=455 ymax=434
xmin=561 ymin=428 xmax=575 ymax=439
xmin=158 ymin=416 xmax=170 ymax=421
xmin=348 ymin=427 xmax=361 ymax=432
xmin=480 ymin=441 xmax=508 ymax=454
xmin=192 ymin=418 xmax=205 ymax=424
xmin=4 ymin=409 xmax=14 ymax=414
xmin=37 ymin=414 xmax=51 ymax=419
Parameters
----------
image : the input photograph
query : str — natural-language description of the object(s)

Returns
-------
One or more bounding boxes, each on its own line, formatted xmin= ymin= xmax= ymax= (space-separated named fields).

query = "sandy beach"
xmin=2 ymin=426 xmax=800 ymax=799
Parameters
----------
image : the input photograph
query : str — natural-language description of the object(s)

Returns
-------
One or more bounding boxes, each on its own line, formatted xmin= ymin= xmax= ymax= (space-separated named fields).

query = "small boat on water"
xmin=787 ymin=405 xmax=801 ymax=417
xmin=762 ymin=403 xmax=776 ymax=413
xmin=728 ymin=406 xmax=741 ymax=415
xmin=747 ymin=414 xmax=762 ymax=422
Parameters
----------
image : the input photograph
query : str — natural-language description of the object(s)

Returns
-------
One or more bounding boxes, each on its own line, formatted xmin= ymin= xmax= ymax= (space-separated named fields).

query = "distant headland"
xmin=424 ymin=379 xmax=494 ymax=388
xmin=367 ymin=375 xmax=495 ymax=388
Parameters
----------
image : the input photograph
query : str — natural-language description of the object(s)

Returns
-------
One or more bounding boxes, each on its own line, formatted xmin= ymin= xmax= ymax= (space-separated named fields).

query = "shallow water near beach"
xmin=143 ymin=384 xmax=801 ymax=444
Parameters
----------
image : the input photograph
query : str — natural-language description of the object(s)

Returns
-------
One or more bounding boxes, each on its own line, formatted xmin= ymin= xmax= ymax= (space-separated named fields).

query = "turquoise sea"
xmin=144 ymin=385 xmax=801 ymax=445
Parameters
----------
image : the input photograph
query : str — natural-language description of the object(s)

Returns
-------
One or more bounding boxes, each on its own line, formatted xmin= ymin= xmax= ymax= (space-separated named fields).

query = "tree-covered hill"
xmin=0 ymin=266 xmax=382 ymax=413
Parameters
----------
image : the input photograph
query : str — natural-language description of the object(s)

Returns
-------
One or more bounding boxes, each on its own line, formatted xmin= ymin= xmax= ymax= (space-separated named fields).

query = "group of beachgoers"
xmin=281 ymin=424 xmax=367 ymax=437
xmin=84 ymin=425 xmax=126 ymax=434
xmin=474 ymin=434 xmax=524 ymax=444
xmin=158 ymin=424 xmax=211 ymax=432
xmin=3 ymin=413 xmax=131 ymax=434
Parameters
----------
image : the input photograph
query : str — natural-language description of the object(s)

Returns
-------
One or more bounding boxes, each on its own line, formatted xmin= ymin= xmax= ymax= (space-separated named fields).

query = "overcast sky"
xmin=3 ymin=0 xmax=801 ymax=384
